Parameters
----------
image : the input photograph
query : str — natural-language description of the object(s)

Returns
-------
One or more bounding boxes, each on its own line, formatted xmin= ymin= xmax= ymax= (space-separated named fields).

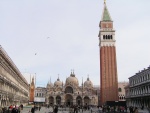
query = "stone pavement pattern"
xmin=21 ymin=107 xmax=149 ymax=113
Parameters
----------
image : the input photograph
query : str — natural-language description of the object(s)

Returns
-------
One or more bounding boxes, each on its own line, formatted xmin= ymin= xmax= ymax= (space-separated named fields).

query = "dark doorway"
xmin=78 ymin=100 xmax=80 ymax=105
xmin=67 ymin=101 xmax=70 ymax=106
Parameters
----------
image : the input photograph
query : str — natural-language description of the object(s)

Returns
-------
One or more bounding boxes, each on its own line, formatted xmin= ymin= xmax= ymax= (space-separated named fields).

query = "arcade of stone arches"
xmin=48 ymin=94 xmax=92 ymax=106
xmin=0 ymin=94 xmax=9 ymax=107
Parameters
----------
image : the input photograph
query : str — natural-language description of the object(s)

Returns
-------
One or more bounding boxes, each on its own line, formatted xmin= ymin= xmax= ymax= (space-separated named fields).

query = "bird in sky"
xmin=35 ymin=53 xmax=37 ymax=55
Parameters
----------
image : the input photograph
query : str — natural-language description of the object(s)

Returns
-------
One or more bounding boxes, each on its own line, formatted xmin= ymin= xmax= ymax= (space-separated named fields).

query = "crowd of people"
xmin=28 ymin=105 xmax=58 ymax=113
xmin=0 ymin=104 xmax=148 ymax=113
xmin=0 ymin=104 xmax=23 ymax=113
xmin=128 ymin=106 xmax=138 ymax=113
xmin=45 ymin=105 xmax=141 ymax=113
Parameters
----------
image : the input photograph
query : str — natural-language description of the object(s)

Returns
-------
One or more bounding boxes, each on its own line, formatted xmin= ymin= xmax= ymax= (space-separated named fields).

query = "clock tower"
xmin=98 ymin=1 xmax=118 ymax=105
xmin=29 ymin=77 xmax=35 ymax=102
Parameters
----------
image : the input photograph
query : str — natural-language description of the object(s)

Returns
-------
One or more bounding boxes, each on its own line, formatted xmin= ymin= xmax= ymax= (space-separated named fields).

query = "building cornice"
xmin=0 ymin=46 xmax=28 ymax=85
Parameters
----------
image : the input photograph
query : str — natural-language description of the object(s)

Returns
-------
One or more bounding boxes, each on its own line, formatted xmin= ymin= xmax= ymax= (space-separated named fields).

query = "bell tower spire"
xmin=101 ymin=0 xmax=112 ymax=22
xmin=104 ymin=0 xmax=106 ymax=4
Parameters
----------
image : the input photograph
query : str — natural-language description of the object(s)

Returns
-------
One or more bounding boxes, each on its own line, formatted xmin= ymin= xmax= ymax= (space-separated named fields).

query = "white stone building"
xmin=34 ymin=87 xmax=46 ymax=105
xmin=0 ymin=45 xmax=29 ymax=107
xmin=125 ymin=66 xmax=150 ymax=107
xmin=118 ymin=82 xmax=129 ymax=101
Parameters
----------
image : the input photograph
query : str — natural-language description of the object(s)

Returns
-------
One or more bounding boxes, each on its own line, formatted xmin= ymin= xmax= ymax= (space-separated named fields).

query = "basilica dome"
xmin=66 ymin=72 xmax=79 ymax=86
xmin=84 ymin=77 xmax=93 ymax=88
xmin=54 ymin=78 xmax=62 ymax=87
xmin=49 ymin=82 xmax=53 ymax=87
xmin=47 ymin=82 xmax=53 ymax=88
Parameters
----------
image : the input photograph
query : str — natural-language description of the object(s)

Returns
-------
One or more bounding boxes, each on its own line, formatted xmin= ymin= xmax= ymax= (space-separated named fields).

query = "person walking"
xmin=39 ymin=106 xmax=41 ymax=111
xmin=129 ymin=106 xmax=134 ymax=113
xmin=20 ymin=104 xmax=23 ymax=110
xmin=49 ymin=106 xmax=53 ymax=113
xmin=0 ymin=107 xmax=3 ymax=113
xmin=11 ymin=106 xmax=18 ymax=113
xmin=99 ymin=106 xmax=102 ymax=113
xmin=17 ymin=106 xmax=21 ymax=113
xmin=31 ymin=105 xmax=35 ymax=113
xmin=90 ymin=106 xmax=93 ymax=113
xmin=54 ymin=105 xmax=58 ymax=113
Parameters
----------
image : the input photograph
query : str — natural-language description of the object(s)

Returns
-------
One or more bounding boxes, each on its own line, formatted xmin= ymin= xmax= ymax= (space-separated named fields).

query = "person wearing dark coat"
xmin=31 ymin=106 xmax=35 ymax=113
xmin=39 ymin=106 xmax=41 ymax=111
xmin=20 ymin=104 xmax=23 ymax=110
xmin=11 ymin=107 xmax=18 ymax=113
xmin=54 ymin=106 xmax=58 ymax=113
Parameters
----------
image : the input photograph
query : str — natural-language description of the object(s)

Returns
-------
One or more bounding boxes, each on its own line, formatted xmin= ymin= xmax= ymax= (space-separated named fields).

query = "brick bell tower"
xmin=98 ymin=0 xmax=118 ymax=105
xmin=29 ymin=77 xmax=35 ymax=102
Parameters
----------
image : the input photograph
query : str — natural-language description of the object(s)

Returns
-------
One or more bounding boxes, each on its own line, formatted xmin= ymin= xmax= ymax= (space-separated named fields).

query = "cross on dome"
xmin=87 ymin=75 xmax=90 ymax=81
xmin=57 ymin=74 xmax=60 ymax=81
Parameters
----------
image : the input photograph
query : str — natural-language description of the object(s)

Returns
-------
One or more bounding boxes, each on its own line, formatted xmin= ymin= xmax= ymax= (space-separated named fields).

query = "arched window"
xmin=118 ymin=88 xmax=122 ymax=92
xmin=119 ymin=96 xmax=122 ymax=100
xmin=106 ymin=35 xmax=108 ymax=39
xmin=111 ymin=35 xmax=113 ymax=39
xmin=103 ymin=35 xmax=105 ymax=39
xmin=65 ymin=86 xmax=73 ymax=93
xmin=108 ymin=35 xmax=110 ymax=39
xmin=56 ymin=96 xmax=61 ymax=105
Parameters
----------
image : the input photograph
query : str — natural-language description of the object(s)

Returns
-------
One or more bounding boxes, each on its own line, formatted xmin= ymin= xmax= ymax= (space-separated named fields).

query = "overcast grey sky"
xmin=1 ymin=0 xmax=150 ymax=87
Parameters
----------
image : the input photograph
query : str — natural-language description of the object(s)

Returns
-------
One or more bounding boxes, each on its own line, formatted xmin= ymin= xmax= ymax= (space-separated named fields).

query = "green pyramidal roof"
xmin=101 ymin=4 xmax=112 ymax=21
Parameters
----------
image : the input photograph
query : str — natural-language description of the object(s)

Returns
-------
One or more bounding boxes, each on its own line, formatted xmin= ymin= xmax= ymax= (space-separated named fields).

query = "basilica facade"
xmin=45 ymin=72 xmax=98 ymax=106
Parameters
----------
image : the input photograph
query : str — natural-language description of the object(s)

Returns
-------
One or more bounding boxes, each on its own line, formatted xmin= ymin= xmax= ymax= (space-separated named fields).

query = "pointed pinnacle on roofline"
xmin=104 ymin=0 xmax=106 ymax=4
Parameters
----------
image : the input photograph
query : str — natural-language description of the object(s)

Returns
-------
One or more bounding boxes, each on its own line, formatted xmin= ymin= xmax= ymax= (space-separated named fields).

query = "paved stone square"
xmin=22 ymin=107 xmax=98 ymax=113
xmin=21 ymin=107 xmax=149 ymax=113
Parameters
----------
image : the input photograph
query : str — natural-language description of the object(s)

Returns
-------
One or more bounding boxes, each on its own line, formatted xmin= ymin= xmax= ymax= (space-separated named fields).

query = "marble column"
xmin=73 ymin=97 xmax=76 ymax=105
xmin=54 ymin=96 xmax=56 ymax=105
